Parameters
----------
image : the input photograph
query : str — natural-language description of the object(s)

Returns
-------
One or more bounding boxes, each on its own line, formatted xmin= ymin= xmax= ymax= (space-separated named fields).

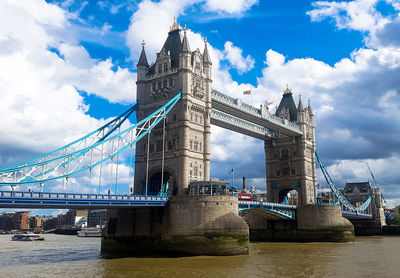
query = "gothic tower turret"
xmin=134 ymin=20 xmax=212 ymax=195
xmin=265 ymin=86 xmax=317 ymax=205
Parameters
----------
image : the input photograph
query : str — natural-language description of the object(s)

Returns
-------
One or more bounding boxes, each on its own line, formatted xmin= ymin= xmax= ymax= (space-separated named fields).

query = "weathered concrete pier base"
xmin=101 ymin=195 xmax=249 ymax=257
xmin=241 ymin=205 xmax=354 ymax=242
xmin=296 ymin=205 xmax=354 ymax=242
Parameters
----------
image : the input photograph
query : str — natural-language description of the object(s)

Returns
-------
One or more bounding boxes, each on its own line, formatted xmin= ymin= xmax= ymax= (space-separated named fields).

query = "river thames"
xmin=1 ymin=234 xmax=399 ymax=277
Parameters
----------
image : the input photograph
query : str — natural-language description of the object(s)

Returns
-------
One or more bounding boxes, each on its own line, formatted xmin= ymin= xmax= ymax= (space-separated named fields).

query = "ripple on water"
xmin=1 ymin=235 xmax=400 ymax=278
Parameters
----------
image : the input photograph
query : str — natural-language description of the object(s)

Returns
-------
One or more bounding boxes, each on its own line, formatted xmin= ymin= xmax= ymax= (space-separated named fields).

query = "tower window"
xmin=152 ymin=83 xmax=156 ymax=91
xmin=282 ymin=168 xmax=290 ymax=176
xmin=164 ymin=63 xmax=168 ymax=72
xmin=163 ymin=79 xmax=167 ymax=88
xmin=281 ymin=149 xmax=289 ymax=159
xmin=168 ymin=141 xmax=173 ymax=150
xmin=156 ymin=140 xmax=163 ymax=152
xmin=194 ymin=141 xmax=198 ymax=151
xmin=169 ymin=78 xmax=173 ymax=87
xmin=158 ymin=64 xmax=162 ymax=74
xmin=173 ymin=114 xmax=177 ymax=121
xmin=158 ymin=81 xmax=161 ymax=89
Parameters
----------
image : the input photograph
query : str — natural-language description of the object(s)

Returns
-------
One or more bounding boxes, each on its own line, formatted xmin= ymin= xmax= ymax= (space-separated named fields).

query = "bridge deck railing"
xmin=211 ymin=90 xmax=302 ymax=133
xmin=0 ymin=190 xmax=168 ymax=201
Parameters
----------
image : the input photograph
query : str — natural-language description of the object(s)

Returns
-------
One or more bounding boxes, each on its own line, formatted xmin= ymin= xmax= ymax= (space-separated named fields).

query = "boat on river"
xmin=77 ymin=226 xmax=103 ymax=237
xmin=11 ymin=234 xmax=45 ymax=241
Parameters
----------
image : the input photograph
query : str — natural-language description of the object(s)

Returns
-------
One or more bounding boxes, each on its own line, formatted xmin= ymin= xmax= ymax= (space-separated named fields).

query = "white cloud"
xmin=307 ymin=0 xmax=387 ymax=32
xmin=224 ymin=41 xmax=255 ymax=74
xmin=204 ymin=0 xmax=258 ymax=15
xmin=0 ymin=0 xmax=136 ymax=169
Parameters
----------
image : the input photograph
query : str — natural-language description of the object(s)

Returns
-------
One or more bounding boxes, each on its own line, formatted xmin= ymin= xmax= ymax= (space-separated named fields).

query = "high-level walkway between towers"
xmin=210 ymin=89 xmax=303 ymax=139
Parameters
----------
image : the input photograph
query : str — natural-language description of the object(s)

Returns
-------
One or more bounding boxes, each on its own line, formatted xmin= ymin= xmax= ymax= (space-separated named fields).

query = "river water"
xmin=1 ymin=234 xmax=399 ymax=278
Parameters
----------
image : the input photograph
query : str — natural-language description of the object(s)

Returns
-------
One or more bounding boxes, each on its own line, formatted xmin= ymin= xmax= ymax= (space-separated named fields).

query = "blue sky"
xmin=1 ymin=0 xmax=400 ymax=215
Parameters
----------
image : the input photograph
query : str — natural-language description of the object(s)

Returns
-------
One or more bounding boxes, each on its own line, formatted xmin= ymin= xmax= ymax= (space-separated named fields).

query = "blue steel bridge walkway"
xmin=0 ymin=190 xmax=372 ymax=220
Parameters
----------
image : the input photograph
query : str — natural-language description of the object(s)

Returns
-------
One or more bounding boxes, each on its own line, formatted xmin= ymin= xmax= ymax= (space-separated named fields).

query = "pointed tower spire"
xmin=203 ymin=38 xmax=212 ymax=66
xmin=181 ymin=25 xmax=191 ymax=53
xmin=137 ymin=40 xmax=149 ymax=67
xmin=297 ymin=93 xmax=304 ymax=111
xmin=307 ymin=97 xmax=313 ymax=114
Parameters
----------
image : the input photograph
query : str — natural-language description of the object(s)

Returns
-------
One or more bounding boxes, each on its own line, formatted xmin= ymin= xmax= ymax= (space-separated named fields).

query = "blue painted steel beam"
xmin=0 ymin=191 xmax=167 ymax=209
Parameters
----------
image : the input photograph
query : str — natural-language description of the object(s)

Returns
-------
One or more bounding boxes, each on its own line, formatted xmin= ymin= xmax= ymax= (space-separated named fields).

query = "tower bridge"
xmin=0 ymin=20 xmax=383 ymax=256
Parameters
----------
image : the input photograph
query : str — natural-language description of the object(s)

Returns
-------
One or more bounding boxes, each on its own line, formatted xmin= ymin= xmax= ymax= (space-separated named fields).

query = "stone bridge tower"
xmin=265 ymin=87 xmax=317 ymax=204
xmin=134 ymin=20 xmax=212 ymax=195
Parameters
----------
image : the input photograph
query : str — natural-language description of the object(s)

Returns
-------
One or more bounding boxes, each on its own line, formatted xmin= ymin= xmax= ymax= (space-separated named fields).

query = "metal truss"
xmin=0 ymin=91 xmax=181 ymax=186
xmin=315 ymin=151 xmax=372 ymax=214
xmin=239 ymin=201 xmax=296 ymax=219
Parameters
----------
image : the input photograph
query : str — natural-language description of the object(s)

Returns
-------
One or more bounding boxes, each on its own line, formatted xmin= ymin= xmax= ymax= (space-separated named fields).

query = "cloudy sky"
xmin=1 ymin=0 xmax=400 ymax=211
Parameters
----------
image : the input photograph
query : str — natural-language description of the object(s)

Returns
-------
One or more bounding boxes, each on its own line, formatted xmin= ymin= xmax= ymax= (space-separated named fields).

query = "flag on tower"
xmin=243 ymin=90 xmax=251 ymax=95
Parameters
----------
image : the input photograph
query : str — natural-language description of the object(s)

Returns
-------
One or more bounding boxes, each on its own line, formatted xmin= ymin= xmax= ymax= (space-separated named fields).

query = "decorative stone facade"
xmin=265 ymin=88 xmax=317 ymax=204
xmin=134 ymin=22 xmax=212 ymax=195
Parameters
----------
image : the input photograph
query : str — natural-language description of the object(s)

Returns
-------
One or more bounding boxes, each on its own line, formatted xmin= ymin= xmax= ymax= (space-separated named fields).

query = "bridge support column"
xmin=296 ymin=205 xmax=354 ymax=242
xmin=101 ymin=195 xmax=249 ymax=257
xmin=240 ymin=205 xmax=354 ymax=242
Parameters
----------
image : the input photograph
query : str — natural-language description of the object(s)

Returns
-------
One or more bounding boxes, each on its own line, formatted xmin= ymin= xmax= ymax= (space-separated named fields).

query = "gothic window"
xmin=194 ymin=167 xmax=198 ymax=177
xmin=195 ymin=62 xmax=200 ymax=71
xmin=199 ymin=143 xmax=202 ymax=152
xmin=190 ymin=113 xmax=193 ymax=121
xmin=282 ymin=168 xmax=290 ymax=176
xmin=158 ymin=81 xmax=161 ymax=89
xmin=163 ymin=79 xmax=167 ymax=88
xmin=156 ymin=140 xmax=163 ymax=152
xmin=158 ymin=64 xmax=162 ymax=74
xmin=169 ymin=78 xmax=173 ymax=87
xmin=168 ymin=141 xmax=173 ymax=150
xmin=199 ymin=115 xmax=202 ymax=123
xmin=173 ymin=114 xmax=177 ymax=121
xmin=149 ymin=144 xmax=154 ymax=153
xmin=195 ymin=114 xmax=198 ymax=122
xmin=199 ymin=164 xmax=202 ymax=169
xmin=152 ymin=83 xmax=156 ymax=91
xmin=189 ymin=140 xmax=193 ymax=150
xmin=281 ymin=149 xmax=289 ymax=159
xmin=194 ymin=141 xmax=198 ymax=151
xmin=164 ymin=63 xmax=168 ymax=72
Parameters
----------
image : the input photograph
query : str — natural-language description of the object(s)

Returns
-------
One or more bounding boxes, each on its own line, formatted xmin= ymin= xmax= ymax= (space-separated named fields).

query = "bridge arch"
xmin=146 ymin=167 xmax=177 ymax=196
xmin=279 ymin=188 xmax=299 ymax=205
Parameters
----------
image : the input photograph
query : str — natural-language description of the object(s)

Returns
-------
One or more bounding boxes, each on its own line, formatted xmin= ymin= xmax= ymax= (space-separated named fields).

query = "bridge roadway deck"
xmin=0 ymin=191 xmax=372 ymax=220
xmin=211 ymin=90 xmax=303 ymax=137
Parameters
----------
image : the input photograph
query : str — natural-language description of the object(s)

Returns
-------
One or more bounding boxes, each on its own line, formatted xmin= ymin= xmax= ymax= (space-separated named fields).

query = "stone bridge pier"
xmin=342 ymin=182 xmax=386 ymax=235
